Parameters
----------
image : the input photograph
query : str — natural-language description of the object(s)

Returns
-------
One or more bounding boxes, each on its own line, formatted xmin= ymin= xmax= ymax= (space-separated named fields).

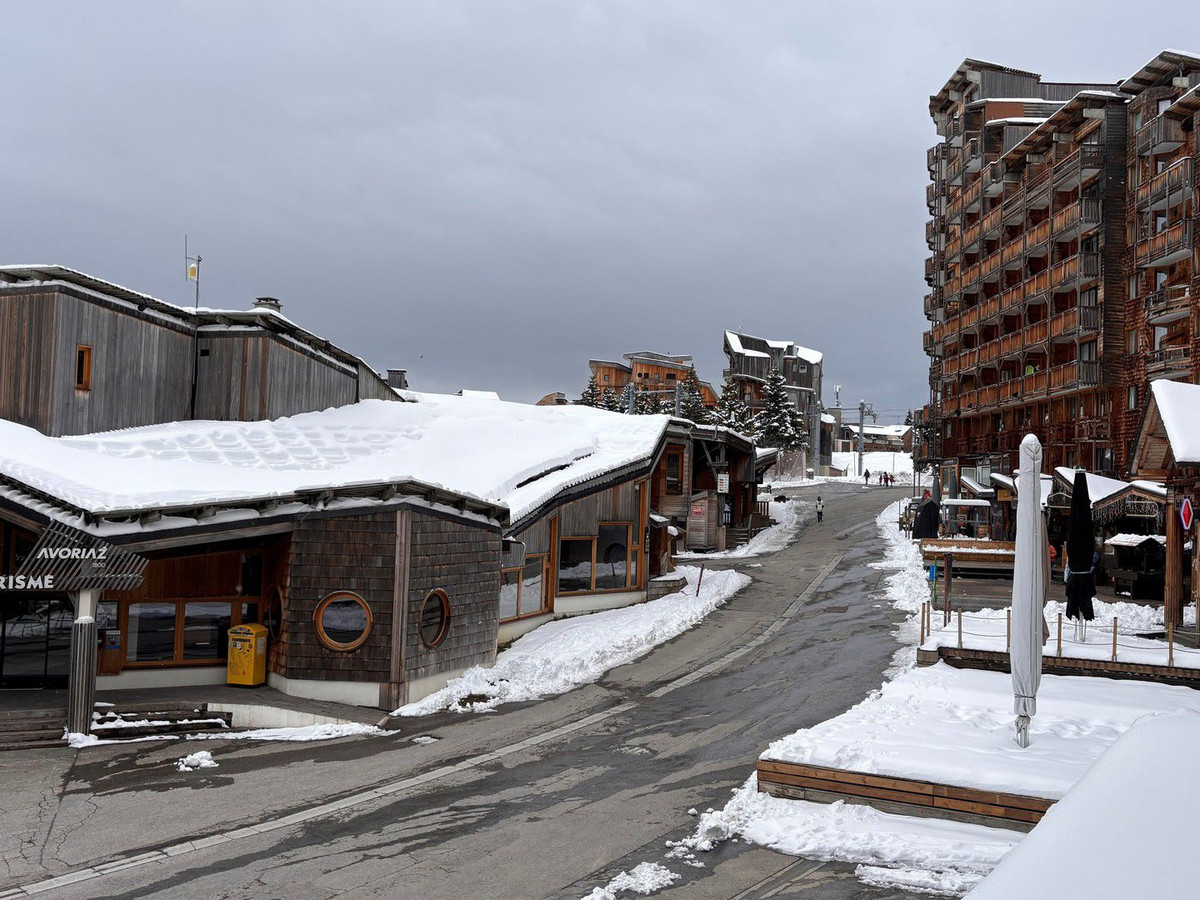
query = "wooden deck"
xmin=918 ymin=645 xmax=1200 ymax=689
xmin=756 ymin=758 xmax=1051 ymax=830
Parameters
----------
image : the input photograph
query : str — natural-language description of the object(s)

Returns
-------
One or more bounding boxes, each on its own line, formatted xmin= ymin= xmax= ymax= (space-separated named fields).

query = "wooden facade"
xmin=587 ymin=351 xmax=718 ymax=408
xmin=0 ymin=267 xmax=399 ymax=437
xmin=922 ymin=53 xmax=1200 ymax=487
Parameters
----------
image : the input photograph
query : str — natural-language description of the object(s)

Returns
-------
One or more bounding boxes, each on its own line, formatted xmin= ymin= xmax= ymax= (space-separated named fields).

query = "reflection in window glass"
xmin=320 ymin=598 xmax=369 ymax=647
xmin=419 ymin=591 xmax=450 ymax=647
xmin=596 ymin=525 xmax=629 ymax=590
xmin=96 ymin=601 xmax=119 ymax=630
xmin=127 ymin=603 xmax=177 ymax=662
xmin=520 ymin=558 xmax=545 ymax=615
xmin=559 ymin=539 xmax=594 ymax=593
xmin=500 ymin=568 xmax=521 ymax=620
xmin=183 ymin=602 xmax=232 ymax=660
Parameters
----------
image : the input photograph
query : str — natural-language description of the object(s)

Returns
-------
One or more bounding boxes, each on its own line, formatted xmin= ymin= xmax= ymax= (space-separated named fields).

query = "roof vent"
xmin=386 ymin=369 xmax=408 ymax=389
xmin=254 ymin=296 xmax=283 ymax=313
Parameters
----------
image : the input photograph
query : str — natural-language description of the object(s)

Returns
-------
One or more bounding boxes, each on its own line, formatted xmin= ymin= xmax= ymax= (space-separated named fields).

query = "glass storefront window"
xmin=126 ymin=603 xmax=177 ymax=663
xmin=183 ymin=602 xmax=232 ymax=660
xmin=596 ymin=524 xmax=630 ymax=590
xmin=519 ymin=557 xmax=545 ymax=616
xmin=558 ymin=539 xmax=594 ymax=593
xmin=500 ymin=568 xmax=521 ymax=620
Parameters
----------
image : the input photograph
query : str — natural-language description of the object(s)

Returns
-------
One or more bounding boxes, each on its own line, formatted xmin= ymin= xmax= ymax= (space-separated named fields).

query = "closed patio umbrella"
xmin=913 ymin=498 xmax=940 ymax=540
xmin=1065 ymin=470 xmax=1097 ymax=638
xmin=1011 ymin=435 xmax=1049 ymax=748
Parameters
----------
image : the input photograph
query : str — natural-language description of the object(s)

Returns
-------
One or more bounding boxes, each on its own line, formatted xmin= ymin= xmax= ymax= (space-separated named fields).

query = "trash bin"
xmin=227 ymin=623 xmax=268 ymax=686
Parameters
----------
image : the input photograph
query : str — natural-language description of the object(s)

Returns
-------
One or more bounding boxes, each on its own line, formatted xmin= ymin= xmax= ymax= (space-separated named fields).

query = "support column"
xmin=1165 ymin=499 xmax=1183 ymax=628
xmin=67 ymin=589 xmax=101 ymax=736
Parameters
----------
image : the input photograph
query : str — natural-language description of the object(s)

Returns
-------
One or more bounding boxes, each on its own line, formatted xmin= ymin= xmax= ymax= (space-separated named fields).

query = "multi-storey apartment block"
xmin=921 ymin=53 xmax=1200 ymax=488
xmin=723 ymin=330 xmax=824 ymax=461
xmin=588 ymin=351 xmax=717 ymax=408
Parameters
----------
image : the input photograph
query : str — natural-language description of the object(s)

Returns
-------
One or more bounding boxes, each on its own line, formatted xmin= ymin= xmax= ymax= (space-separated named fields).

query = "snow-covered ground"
xmin=675 ymin=500 xmax=1200 ymax=897
xmin=676 ymin=500 xmax=811 ymax=560
xmin=398 ymin=565 xmax=751 ymax=716
xmin=66 ymin=721 xmax=385 ymax=749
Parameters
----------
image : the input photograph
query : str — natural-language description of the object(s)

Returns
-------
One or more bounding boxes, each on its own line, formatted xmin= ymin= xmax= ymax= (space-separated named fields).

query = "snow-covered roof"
xmin=842 ymin=423 xmax=910 ymax=437
xmin=1130 ymin=479 xmax=1167 ymax=498
xmin=989 ymin=471 xmax=1055 ymax=508
xmin=942 ymin=498 xmax=992 ymax=507
xmin=1105 ymin=533 xmax=1166 ymax=548
xmin=960 ymin=475 xmax=995 ymax=497
xmin=723 ymin=330 xmax=823 ymax=365
xmin=1151 ymin=379 xmax=1200 ymax=464
xmin=0 ymin=394 xmax=671 ymax=532
xmin=820 ymin=413 xmax=836 ymax=424
xmin=1054 ymin=467 xmax=1129 ymax=505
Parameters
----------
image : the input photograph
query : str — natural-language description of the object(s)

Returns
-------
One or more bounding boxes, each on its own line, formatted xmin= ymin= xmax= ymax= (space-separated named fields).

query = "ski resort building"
xmin=586 ymin=351 xmax=717 ymax=409
xmin=921 ymin=52 xmax=1200 ymax=491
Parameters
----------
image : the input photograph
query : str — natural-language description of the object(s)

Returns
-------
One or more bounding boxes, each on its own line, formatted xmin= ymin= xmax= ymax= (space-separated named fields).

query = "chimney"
xmin=386 ymin=369 xmax=408 ymax=390
xmin=254 ymin=296 xmax=283 ymax=313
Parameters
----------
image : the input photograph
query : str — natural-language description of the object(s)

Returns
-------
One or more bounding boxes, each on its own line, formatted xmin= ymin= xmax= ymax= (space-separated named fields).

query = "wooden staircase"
xmin=0 ymin=708 xmax=69 ymax=752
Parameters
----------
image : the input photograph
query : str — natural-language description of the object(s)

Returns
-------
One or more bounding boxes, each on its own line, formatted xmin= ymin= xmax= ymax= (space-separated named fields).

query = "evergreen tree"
xmin=677 ymin=369 xmax=710 ymax=424
xmin=754 ymin=368 xmax=807 ymax=451
xmin=904 ymin=409 xmax=913 ymax=427
xmin=579 ymin=375 xmax=601 ymax=407
xmin=600 ymin=386 xmax=624 ymax=413
xmin=711 ymin=376 xmax=755 ymax=436
xmin=634 ymin=388 xmax=660 ymax=415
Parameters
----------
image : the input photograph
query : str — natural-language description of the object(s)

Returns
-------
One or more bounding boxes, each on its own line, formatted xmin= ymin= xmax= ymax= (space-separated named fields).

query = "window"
xmin=1128 ymin=385 xmax=1138 ymax=410
xmin=314 ymin=591 xmax=372 ymax=651
xmin=1079 ymin=340 xmax=1096 ymax=362
xmin=500 ymin=567 xmax=521 ymax=620
xmin=1127 ymin=330 xmax=1139 ymax=353
xmin=558 ymin=538 xmax=594 ymax=593
xmin=183 ymin=601 xmax=232 ymax=660
xmin=595 ymin=524 xmax=630 ymax=590
xmin=126 ymin=603 xmax=177 ymax=663
xmin=418 ymin=589 xmax=451 ymax=648
xmin=665 ymin=451 xmax=683 ymax=495
xmin=603 ymin=375 xmax=610 ymax=382
xmin=74 ymin=345 xmax=92 ymax=391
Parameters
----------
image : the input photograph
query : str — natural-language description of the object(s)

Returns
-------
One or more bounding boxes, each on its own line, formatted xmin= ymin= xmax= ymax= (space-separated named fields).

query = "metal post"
xmin=1111 ymin=616 xmax=1118 ymax=662
xmin=920 ymin=601 xmax=926 ymax=644
xmin=674 ymin=383 xmax=682 ymax=418
xmin=627 ymin=383 xmax=636 ymax=414
xmin=1005 ymin=607 xmax=1011 ymax=652
xmin=1057 ymin=612 xmax=1063 ymax=656
xmin=1169 ymin=622 xmax=1175 ymax=667
xmin=943 ymin=552 xmax=954 ymax=626
xmin=858 ymin=401 xmax=865 ymax=477
xmin=957 ymin=609 xmax=963 ymax=649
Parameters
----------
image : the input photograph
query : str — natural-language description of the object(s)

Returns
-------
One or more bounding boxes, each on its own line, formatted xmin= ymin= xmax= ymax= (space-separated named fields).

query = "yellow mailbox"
xmin=227 ymin=624 xmax=268 ymax=686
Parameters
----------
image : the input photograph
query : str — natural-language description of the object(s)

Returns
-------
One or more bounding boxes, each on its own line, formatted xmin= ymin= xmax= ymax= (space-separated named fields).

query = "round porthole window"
xmin=314 ymin=591 xmax=372 ymax=651
xmin=266 ymin=585 xmax=285 ymax=642
xmin=419 ymin=589 xmax=451 ymax=648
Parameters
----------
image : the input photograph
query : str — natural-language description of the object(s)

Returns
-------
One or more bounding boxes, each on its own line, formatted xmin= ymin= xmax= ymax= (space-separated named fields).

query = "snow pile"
xmin=0 ymin=393 xmax=669 ymax=523
xmin=872 ymin=502 xmax=933 ymax=676
xmin=188 ymin=723 xmax=384 ymax=742
xmin=676 ymin=500 xmax=811 ymax=559
xmin=398 ymin=565 xmax=751 ymax=715
xmin=581 ymin=862 xmax=679 ymax=899
xmin=176 ymin=750 xmax=218 ymax=771
xmin=968 ymin=711 xmax=1200 ymax=899
xmin=762 ymin=662 xmax=1200 ymax=801
xmin=683 ymin=780 xmax=1015 ymax=897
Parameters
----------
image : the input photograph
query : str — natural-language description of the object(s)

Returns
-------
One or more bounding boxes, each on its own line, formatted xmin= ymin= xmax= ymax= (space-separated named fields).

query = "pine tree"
xmin=634 ymin=388 xmax=660 ymax=415
xmin=579 ymin=375 xmax=601 ymax=407
xmin=677 ymin=369 xmax=710 ymax=424
xmin=600 ymin=386 xmax=624 ymax=413
xmin=754 ymin=368 xmax=807 ymax=451
xmin=904 ymin=409 xmax=913 ymax=427
xmin=711 ymin=376 xmax=754 ymax=436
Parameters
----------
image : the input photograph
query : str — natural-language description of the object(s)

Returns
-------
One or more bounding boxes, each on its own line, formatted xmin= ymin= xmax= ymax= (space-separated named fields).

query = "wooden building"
xmin=587 ymin=351 xmax=717 ymax=409
xmin=922 ymin=52 xmax=1200 ymax=491
xmin=0 ymin=265 xmax=399 ymax=437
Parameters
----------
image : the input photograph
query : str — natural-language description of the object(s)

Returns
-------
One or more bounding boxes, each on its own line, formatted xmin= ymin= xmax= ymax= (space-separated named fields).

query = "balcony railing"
xmin=926 ymin=217 xmax=944 ymax=249
xmin=1024 ymin=219 xmax=1051 ymax=257
xmin=1050 ymin=308 xmax=1078 ymax=338
xmin=982 ymin=204 xmax=1003 ymax=237
xmin=1075 ymin=417 xmax=1110 ymax=442
xmin=1051 ymin=252 xmax=1100 ymax=287
xmin=963 ymin=179 xmax=982 ymax=211
xmin=925 ymin=252 xmax=944 ymax=282
xmin=1001 ymin=237 xmax=1024 ymax=266
xmin=1024 ymin=320 xmax=1049 ymax=344
xmin=947 ymin=192 xmax=963 ymax=223
xmin=1025 ymin=169 xmax=1051 ymax=208
xmin=1077 ymin=359 xmax=1100 ymax=386
xmin=1136 ymin=115 xmax=1185 ymax=157
xmin=928 ymin=142 xmax=947 ymax=174
xmin=1138 ymin=221 xmax=1194 ymax=267
xmin=1146 ymin=345 xmax=1192 ymax=376
xmin=1079 ymin=305 xmax=1100 ymax=333
xmin=981 ymin=251 xmax=1003 ymax=280
xmin=1135 ymin=157 xmax=1192 ymax=209
xmin=1052 ymin=145 xmax=1104 ymax=186
xmin=1026 ymin=268 xmax=1051 ymax=296
xmin=1052 ymin=198 xmax=1101 ymax=236
xmin=1144 ymin=283 xmax=1193 ymax=324
xmin=963 ymin=220 xmax=981 ymax=249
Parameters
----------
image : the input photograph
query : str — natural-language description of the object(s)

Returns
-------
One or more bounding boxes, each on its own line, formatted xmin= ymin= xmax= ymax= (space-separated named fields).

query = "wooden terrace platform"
xmin=918 ymin=644 xmax=1200 ymax=689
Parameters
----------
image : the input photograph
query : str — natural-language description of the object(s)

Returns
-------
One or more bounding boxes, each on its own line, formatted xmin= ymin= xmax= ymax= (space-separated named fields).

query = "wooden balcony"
xmin=1025 ymin=169 xmax=1051 ymax=208
xmin=963 ymin=137 xmax=984 ymax=174
xmin=1144 ymin=283 xmax=1193 ymax=325
xmin=1050 ymin=252 xmax=1100 ymax=288
xmin=981 ymin=251 xmax=1003 ymax=280
xmin=1146 ymin=345 xmax=1192 ymax=377
xmin=928 ymin=142 xmax=947 ymax=174
xmin=1001 ymin=237 xmax=1024 ymax=267
xmin=1075 ymin=417 xmax=1110 ymax=442
xmin=1001 ymin=188 xmax=1026 ymax=224
xmin=1023 ymin=370 xmax=1048 ymax=395
xmin=946 ymin=192 xmax=963 ymax=224
xmin=1077 ymin=359 xmax=1100 ymax=386
xmin=1050 ymin=307 xmax=1078 ymax=338
xmin=963 ymin=220 xmax=982 ymax=249
xmin=1000 ymin=331 xmax=1023 ymax=356
xmin=925 ymin=252 xmax=944 ymax=284
xmin=1049 ymin=362 xmax=1076 ymax=390
xmin=1051 ymin=198 xmax=1101 ymax=237
xmin=1138 ymin=221 xmax=1194 ymax=268
xmin=926 ymin=217 xmax=944 ymax=250
xmin=1136 ymin=115 xmax=1185 ymax=157
xmin=1052 ymin=145 xmax=1104 ymax=188
xmin=1078 ymin=305 xmax=1100 ymax=333
xmin=1024 ymin=320 xmax=1049 ymax=344
xmin=1000 ymin=281 xmax=1026 ymax=310
xmin=1023 ymin=219 xmax=1051 ymax=258
xmin=926 ymin=181 xmax=944 ymax=215
xmin=1026 ymin=269 xmax=1051 ymax=296
xmin=983 ymin=162 xmax=1010 ymax=198
xmin=1135 ymin=157 xmax=1192 ymax=210
xmin=982 ymin=204 xmax=1003 ymax=237
xmin=963 ymin=179 xmax=982 ymax=212
xmin=962 ymin=261 xmax=981 ymax=286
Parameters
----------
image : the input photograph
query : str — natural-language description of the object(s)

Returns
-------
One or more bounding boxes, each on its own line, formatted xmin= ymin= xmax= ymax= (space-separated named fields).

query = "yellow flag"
xmin=187 ymin=263 xmax=198 ymax=281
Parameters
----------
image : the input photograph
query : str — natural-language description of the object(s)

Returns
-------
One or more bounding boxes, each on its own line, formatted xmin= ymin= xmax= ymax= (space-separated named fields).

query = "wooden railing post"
xmin=1057 ymin=612 xmax=1063 ymax=657
xmin=1169 ymin=622 xmax=1175 ymax=668
xmin=957 ymin=609 xmax=963 ymax=650
xmin=1112 ymin=616 xmax=1118 ymax=663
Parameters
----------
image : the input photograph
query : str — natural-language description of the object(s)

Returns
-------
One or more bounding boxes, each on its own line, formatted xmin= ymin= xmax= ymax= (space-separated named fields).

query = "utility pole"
xmin=857 ymin=400 xmax=876 ymax=477
xmin=626 ymin=383 xmax=636 ymax=414
xmin=185 ymin=236 xmax=203 ymax=420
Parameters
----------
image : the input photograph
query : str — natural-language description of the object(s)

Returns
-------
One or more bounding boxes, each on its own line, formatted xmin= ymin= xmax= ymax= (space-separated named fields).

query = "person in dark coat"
xmin=1065 ymin=470 xmax=1096 ymax=634
xmin=912 ymin=498 xmax=941 ymax=540
xmin=863 ymin=469 xmax=871 ymax=486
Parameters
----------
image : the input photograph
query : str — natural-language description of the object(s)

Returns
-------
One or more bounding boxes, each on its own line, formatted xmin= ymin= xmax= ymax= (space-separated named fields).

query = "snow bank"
xmin=398 ymin=565 xmax=751 ymax=715
xmin=968 ymin=711 xmax=1200 ymax=899
xmin=187 ymin=723 xmax=384 ymax=742
xmin=176 ymin=750 xmax=218 ymax=771
xmin=581 ymin=862 xmax=679 ymax=899
xmin=676 ymin=500 xmax=811 ymax=560
xmin=682 ymin=778 xmax=1016 ymax=897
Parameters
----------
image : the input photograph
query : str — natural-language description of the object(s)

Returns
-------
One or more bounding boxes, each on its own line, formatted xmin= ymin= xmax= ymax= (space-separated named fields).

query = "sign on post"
xmin=716 ymin=473 xmax=730 ymax=493
xmin=1180 ymin=497 xmax=1194 ymax=532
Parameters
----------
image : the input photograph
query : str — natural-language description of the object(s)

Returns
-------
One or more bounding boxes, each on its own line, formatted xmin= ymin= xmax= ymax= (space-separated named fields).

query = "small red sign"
xmin=690 ymin=505 xmax=705 ymax=517
xmin=1181 ymin=497 xmax=1194 ymax=532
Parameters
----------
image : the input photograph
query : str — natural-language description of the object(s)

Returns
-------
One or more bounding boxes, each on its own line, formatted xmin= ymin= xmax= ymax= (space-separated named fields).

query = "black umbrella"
xmin=1065 ymin=470 xmax=1096 ymax=625
xmin=913 ymin=499 xmax=941 ymax=540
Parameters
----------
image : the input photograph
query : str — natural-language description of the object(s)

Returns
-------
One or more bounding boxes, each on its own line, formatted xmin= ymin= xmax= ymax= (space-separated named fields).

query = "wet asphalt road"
xmin=0 ymin=484 xmax=915 ymax=899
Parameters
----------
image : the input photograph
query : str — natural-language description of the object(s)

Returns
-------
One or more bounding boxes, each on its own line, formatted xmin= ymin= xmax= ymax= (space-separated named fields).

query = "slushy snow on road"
xmin=580 ymin=862 xmax=679 ymax=899
xmin=399 ymin=565 xmax=750 ymax=715
xmin=176 ymin=750 xmax=218 ymax=771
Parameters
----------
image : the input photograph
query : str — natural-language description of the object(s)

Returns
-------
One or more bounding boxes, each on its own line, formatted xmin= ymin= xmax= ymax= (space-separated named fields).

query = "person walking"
xmin=863 ymin=468 xmax=871 ymax=486
xmin=815 ymin=495 xmax=825 ymax=523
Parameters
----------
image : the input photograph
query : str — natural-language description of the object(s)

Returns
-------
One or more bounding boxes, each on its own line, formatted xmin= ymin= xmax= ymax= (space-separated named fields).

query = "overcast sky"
xmin=5 ymin=3 xmax=1196 ymax=423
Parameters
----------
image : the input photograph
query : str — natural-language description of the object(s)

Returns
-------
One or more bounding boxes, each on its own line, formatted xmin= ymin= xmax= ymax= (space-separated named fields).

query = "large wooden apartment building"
xmin=921 ymin=53 xmax=1200 ymax=489
xmin=588 ymin=351 xmax=717 ymax=408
